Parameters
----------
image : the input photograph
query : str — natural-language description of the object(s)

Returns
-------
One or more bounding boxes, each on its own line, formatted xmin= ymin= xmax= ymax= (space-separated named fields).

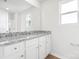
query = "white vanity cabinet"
xmin=39 ymin=34 xmax=52 ymax=59
xmin=3 ymin=51 xmax=25 ymax=59
xmin=39 ymin=36 xmax=47 ymax=59
xmin=0 ymin=33 xmax=52 ymax=59
xmin=46 ymin=34 xmax=52 ymax=55
xmin=0 ymin=47 xmax=3 ymax=56
xmin=26 ymin=38 xmax=39 ymax=59
xmin=1 ymin=41 xmax=25 ymax=59
xmin=16 ymin=51 xmax=25 ymax=59
xmin=25 ymin=34 xmax=51 ymax=59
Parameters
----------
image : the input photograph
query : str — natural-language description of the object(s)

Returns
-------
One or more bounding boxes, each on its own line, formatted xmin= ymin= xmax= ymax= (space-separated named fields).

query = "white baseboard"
xmin=50 ymin=52 xmax=68 ymax=59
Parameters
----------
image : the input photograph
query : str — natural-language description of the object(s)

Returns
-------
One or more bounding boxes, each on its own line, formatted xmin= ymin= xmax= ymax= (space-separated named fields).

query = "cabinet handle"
xmin=70 ymin=43 xmax=79 ymax=47
xmin=14 ymin=48 xmax=17 ymax=50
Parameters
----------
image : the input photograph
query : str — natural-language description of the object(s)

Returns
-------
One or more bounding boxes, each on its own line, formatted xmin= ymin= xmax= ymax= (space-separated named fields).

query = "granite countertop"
xmin=0 ymin=31 xmax=51 ymax=46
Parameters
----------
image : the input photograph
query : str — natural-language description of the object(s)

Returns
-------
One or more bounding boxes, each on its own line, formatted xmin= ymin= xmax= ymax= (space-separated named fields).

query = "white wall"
xmin=41 ymin=0 xmax=59 ymax=30
xmin=41 ymin=0 xmax=59 ymax=55
xmin=41 ymin=0 xmax=59 ymax=54
xmin=41 ymin=0 xmax=79 ymax=59
xmin=20 ymin=7 xmax=41 ymax=32
xmin=8 ymin=12 xmax=22 ymax=32
xmin=0 ymin=9 xmax=8 ymax=33
xmin=54 ymin=24 xmax=79 ymax=59
xmin=16 ymin=13 xmax=22 ymax=32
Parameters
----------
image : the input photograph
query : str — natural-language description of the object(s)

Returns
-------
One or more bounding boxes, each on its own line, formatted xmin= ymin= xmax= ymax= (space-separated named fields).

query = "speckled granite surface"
xmin=0 ymin=31 xmax=51 ymax=46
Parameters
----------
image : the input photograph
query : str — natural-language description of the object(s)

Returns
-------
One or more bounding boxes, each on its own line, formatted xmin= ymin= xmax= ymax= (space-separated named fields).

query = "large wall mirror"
xmin=0 ymin=0 xmax=43 ymax=33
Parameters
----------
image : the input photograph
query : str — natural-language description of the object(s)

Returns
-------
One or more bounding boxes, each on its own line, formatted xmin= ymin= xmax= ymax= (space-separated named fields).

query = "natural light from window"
xmin=60 ymin=0 xmax=78 ymax=24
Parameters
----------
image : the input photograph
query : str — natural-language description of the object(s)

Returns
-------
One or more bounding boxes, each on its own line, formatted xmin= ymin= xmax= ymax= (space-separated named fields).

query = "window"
xmin=60 ymin=0 xmax=78 ymax=24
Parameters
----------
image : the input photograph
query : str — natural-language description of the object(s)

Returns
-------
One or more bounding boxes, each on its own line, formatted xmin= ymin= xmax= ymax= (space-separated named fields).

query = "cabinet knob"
xmin=21 ymin=54 xmax=24 ymax=57
xmin=39 ymin=45 xmax=42 ymax=47
xmin=36 ymin=47 xmax=39 ymax=48
xmin=14 ymin=48 xmax=17 ymax=50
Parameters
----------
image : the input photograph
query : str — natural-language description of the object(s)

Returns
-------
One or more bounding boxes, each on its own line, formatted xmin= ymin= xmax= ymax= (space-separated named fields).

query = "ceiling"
xmin=0 ymin=0 xmax=46 ymax=12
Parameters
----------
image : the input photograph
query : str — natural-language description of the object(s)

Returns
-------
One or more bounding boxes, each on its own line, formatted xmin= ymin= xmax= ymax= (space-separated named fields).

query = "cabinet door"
xmin=19 ymin=54 xmax=25 ymax=59
xmin=26 ymin=45 xmax=38 ymax=59
xmin=39 ymin=36 xmax=46 ymax=59
xmin=4 ymin=42 xmax=25 ymax=56
xmin=3 ymin=51 xmax=25 ymax=59
xmin=26 ymin=38 xmax=38 ymax=59
xmin=17 ymin=51 xmax=25 ymax=59
xmin=46 ymin=34 xmax=51 ymax=55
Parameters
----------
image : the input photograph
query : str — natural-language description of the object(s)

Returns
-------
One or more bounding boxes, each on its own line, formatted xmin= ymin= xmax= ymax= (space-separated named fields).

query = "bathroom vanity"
xmin=0 ymin=31 xmax=52 ymax=59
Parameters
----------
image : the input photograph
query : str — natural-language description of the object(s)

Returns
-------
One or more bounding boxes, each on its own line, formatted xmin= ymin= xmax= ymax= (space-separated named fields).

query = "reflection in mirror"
xmin=0 ymin=0 xmax=42 ymax=33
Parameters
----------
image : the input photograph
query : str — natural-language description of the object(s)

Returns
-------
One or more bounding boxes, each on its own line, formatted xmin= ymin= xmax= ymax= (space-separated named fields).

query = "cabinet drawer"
xmin=4 ymin=41 xmax=25 ymax=56
xmin=3 ymin=51 xmax=25 ymax=59
xmin=26 ymin=38 xmax=38 ymax=47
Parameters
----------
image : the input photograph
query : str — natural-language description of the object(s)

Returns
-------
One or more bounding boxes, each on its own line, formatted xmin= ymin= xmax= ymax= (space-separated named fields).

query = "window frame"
xmin=59 ymin=0 xmax=79 ymax=24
